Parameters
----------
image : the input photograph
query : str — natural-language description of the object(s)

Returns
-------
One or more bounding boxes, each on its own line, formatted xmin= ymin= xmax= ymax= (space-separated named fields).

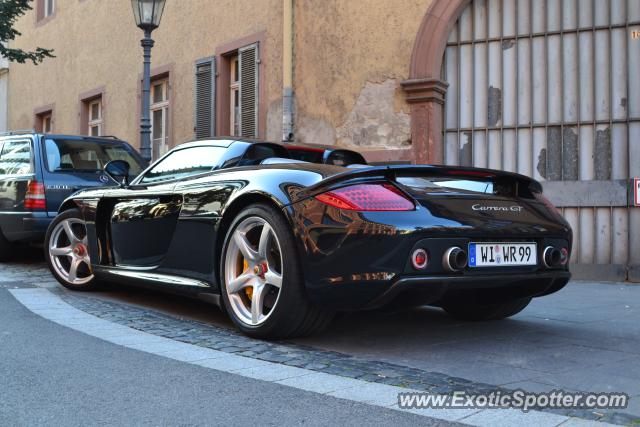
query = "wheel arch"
xmin=59 ymin=199 xmax=79 ymax=213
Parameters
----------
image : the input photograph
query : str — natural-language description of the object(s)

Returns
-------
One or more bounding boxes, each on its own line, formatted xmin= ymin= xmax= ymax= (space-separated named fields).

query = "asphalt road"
xmin=86 ymin=272 xmax=640 ymax=414
xmin=2 ymin=248 xmax=639 ymax=422
xmin=0 ymin=287 xmax=452 ymax=426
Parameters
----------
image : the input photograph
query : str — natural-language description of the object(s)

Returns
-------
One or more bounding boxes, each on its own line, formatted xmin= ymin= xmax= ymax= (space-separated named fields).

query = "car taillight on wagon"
xmin=24 ymin=180 xmax=46 ymax=210
xmin=315 ymin=183 xmax=414 ymax=211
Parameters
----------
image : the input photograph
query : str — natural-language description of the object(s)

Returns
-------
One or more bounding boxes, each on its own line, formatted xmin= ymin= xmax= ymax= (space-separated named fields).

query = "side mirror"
xmin=104 ymin=160 xmax=131 ymax=187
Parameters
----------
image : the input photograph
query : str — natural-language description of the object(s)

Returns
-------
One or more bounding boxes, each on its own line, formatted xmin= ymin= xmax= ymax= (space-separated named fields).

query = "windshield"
xmin=139 ymin=146 xmax=226 ymax=184
xmin=44 ymin=138 xmax=142 ymax=176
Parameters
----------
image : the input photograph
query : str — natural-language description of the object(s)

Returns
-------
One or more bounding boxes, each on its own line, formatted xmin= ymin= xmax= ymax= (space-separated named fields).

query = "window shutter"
xmin=238 ymin=43 xmax=259 ymax=138
xmin=194 ymin=57 xmax=216 ymax=139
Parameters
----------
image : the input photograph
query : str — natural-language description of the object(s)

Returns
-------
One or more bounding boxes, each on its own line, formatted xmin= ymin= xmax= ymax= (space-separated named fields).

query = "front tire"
xmin=45 ymin=209 xmax=98 ymax=291
xmin=442 ymin=297 xmax=532 ymax=321
xmin=219 ymin=203 xmax=333 ymax=339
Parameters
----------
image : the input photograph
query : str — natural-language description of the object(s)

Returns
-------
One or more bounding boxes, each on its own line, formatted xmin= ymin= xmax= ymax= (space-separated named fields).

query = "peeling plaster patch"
xmin=487 ymin=86 xmax=502 ymax=127
xmin=546 ymin=127 xmax=562 ymax=181
xmin=502 ymin=39 xmax=515 ymax=50
xmin=459 ymin=132 xmax=472 ymax=166
xmin=296 ymin=114 xmax=336 ymax=147
xmin=537 ymin=148 xmax=547 ymax=179
xmin=562 ymin=127 xmax=578 ymax=180
xmin=336 ymin=79 xmax=410 ymax=149
xmin=595 ymin=127 xmax=612 ymax=180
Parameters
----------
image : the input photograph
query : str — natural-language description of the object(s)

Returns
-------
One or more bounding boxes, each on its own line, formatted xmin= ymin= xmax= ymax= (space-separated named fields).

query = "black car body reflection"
xmin=50 ymin=138 xmax=571 ymax=336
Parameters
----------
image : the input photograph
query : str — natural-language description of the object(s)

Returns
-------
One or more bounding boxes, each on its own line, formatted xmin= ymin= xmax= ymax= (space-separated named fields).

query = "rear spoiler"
xmin=295 ymin=165 xmax=542 ymax=201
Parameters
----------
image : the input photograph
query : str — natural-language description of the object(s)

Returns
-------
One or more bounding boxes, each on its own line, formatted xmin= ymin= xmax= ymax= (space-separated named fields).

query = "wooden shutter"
xmin=238 ymin=43 xmax=259 ymax=138
xmin=194 ymin=57 xmax=216 ymax=139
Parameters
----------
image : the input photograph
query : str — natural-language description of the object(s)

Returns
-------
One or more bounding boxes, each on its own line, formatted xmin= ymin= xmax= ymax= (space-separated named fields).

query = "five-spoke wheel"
xmin=224 ymin=216 xmax=283 ymax=326
xmin=45 ymin=209 xmax=97 ymax=290
xmin=220 ymin=203 xmax=333 ymax=338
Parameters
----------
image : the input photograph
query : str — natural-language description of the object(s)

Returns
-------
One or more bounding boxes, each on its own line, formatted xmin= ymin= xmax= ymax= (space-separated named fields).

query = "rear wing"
xmin=295 ymin=164 xmax=542 ymax=201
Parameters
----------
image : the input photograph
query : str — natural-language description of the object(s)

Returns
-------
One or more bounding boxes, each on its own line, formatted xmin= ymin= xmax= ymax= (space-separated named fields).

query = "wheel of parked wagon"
xmin=45 ymin=209 xmax=99 ymax=291
xmin=0 ymin=229 xmax=13 ymax=262
xmin=220 ymin=203 xmax=334 ymax=339
xmin=442 ymin=297 xmax=532 ymax=321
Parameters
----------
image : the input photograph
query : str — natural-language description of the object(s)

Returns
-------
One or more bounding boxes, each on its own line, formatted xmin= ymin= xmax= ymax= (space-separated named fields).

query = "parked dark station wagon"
xmin=0 ymin=132 xmax=145 ymax=260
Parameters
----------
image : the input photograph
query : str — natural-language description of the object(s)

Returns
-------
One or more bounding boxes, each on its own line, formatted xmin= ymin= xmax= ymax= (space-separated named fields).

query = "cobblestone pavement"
xmin=1 ymin=251 xmax=639 ymax=426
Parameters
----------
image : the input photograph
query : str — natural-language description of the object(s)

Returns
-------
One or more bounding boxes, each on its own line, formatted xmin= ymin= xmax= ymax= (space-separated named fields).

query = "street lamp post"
xmin=131 ymin=0 xmax=166 ymax=163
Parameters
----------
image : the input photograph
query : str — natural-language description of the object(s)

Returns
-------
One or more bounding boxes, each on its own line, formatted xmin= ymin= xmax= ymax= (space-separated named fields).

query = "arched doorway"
xmin=405 ymin=0 xmax=640 ymax=281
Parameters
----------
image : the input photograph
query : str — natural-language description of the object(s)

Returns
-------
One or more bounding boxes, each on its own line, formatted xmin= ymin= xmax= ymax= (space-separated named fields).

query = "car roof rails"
xmin=94 ymin=135 xmax=121 ymax=140
xmin=0 ymin=129 xmax=36 ymax=137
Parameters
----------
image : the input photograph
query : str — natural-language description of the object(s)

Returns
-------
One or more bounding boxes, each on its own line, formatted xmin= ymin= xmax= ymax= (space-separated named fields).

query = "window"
xmin=36 ymin=0 xmax=55 ymax=22
xmin=230 ymin=55 xmax=240 ymax=136
xmin=87 ymin=99 xmax=102 ymax=136
xmin=44 ymin=0 xmax=54 ymax=17
xmin=42 ymin=114 xmax=52 ymax=133
xmin=44 ymin=138 xmax=142 ymax=176
xmin=36 ymin=109 xmax=53 ymax=133
xmin=140 ymin=146 xmax=224 ymax=184
xmin=216 ymin=38 xmax=260 ymax=138
xmin=0 ymin=140 xmax=33 ymax=175
xmin=150 ymin=79 xmax=169 ymax=160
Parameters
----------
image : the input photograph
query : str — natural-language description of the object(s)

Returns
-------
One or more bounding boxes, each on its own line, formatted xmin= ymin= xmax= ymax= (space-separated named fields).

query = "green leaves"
xmin=0 ymin=0 xmax=55 ymax=65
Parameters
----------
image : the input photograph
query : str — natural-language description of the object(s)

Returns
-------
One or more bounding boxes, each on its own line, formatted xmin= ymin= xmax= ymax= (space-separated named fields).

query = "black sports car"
xmin=45 ymin=138 xmax=571 ymax=338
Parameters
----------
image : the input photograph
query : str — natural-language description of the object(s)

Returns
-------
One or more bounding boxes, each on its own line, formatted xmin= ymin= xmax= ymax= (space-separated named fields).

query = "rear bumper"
xmin=0 ymin=212 xmax=52 ymax=242
xmin=363 ymin=270 xmax=571 ymax=310
xmin=286 ymin=199 xmax=572 ymax=311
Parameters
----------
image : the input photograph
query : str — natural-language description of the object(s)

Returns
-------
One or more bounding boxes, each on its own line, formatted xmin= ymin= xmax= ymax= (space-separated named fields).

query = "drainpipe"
xmin=282 ymin=0 xmax=294 ymax=142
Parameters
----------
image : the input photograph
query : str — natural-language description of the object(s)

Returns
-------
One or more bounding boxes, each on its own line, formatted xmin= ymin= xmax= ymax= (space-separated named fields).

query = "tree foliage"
xmin=0 ymin=0 xmax=55 ymax=64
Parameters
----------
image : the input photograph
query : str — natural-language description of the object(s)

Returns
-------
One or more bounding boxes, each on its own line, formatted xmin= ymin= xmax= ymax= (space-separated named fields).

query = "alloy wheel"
xmin=224 ymin=216 xmax=283 ymax=326
xmin=48 ymin=218 xmax=94 ymax=286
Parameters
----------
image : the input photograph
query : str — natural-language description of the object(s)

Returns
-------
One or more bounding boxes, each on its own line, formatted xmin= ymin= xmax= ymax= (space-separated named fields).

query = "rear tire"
xmin=442 ymin=297 xmax=532 ymax=321
xmin=45 ymin=209 xmax=99 ymax=291
xmin=0 ymin=230 xmax=13 ymax=262
xmin=219 ymin=203 xmax=334 ymax=339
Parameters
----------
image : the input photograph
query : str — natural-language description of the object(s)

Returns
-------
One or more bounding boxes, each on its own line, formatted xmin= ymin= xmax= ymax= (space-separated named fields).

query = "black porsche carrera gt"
xmin=45 ymin=138 xmax=571 ymax=338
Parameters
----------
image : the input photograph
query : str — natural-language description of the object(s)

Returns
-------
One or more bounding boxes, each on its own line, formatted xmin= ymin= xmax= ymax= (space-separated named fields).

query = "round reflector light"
xmin=560 ymin=247 xmax=569 ymax=265
xmin=412 ymin=249 xmax=429 ymax=269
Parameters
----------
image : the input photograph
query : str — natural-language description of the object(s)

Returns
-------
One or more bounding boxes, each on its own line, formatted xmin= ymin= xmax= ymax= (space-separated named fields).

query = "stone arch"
xmin=402 ymin=0 xmax=470 ymax=164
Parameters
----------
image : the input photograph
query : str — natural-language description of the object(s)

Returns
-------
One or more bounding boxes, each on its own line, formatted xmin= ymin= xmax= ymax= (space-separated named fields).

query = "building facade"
xmin=0 ymin=55 xmax=8 ymax=132
xmin=6 ymin=0 xmax=640 ymax=281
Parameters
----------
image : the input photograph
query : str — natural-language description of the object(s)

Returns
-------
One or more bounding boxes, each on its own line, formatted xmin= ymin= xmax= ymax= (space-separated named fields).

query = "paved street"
xmin=1 ymin=248 xmax=639 ymax=425
xmin=0 ymin=286 xmax=445 ymax=426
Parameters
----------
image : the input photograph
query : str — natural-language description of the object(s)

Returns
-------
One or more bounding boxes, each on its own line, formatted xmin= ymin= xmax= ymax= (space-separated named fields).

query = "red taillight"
xmin=412 ymin=248 xmax=429 ymax=269
xmin=315 ymin=184 xmax=414 ymax=211
xmin=24 ymin=180 xmax=46 ymax=210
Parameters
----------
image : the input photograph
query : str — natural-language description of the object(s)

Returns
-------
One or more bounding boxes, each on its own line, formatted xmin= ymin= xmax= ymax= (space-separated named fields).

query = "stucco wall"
xmin=8 ymin=0 xmax=283 ymax=149
xmin=0 ymin=74 xmax=7 ymax=133
xmin=0 ymin=56 xmax=8 ymax=133
xmin=7 ymin=0 xmax=434 ymax=151
xmin=293 ymin=0 xmax=432 ymax=149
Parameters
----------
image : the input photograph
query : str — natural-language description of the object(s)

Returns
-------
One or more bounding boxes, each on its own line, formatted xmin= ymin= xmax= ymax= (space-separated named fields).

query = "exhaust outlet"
xmin=543 ymin=246 xmax=562 ymax=268
xmin=443 ymin=247 xmax=468 ymax=272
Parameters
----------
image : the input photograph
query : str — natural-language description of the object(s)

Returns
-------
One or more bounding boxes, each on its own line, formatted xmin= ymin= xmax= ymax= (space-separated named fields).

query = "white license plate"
xmin=468 ymin=242 xmax=537 ymax=267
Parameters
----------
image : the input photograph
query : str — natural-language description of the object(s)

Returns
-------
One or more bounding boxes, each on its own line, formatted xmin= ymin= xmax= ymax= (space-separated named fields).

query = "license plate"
xmin=468 ymin=242 xmax=537 ymax=267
